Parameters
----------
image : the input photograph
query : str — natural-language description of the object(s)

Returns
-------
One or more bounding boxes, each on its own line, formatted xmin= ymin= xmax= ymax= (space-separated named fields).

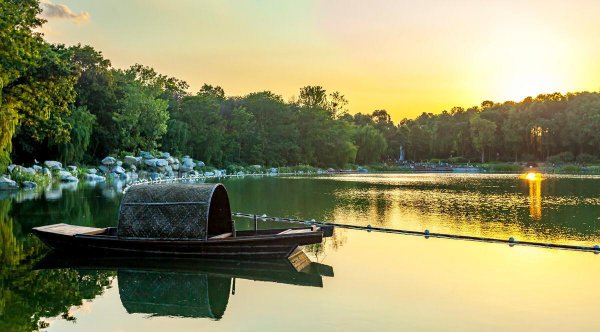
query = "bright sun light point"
xmin=521 ymin=172 xmax=543 ymax=181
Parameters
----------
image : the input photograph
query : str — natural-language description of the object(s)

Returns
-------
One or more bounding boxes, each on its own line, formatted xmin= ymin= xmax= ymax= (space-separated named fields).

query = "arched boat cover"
xmin=118 ymin=183 xmax=232 ymax=240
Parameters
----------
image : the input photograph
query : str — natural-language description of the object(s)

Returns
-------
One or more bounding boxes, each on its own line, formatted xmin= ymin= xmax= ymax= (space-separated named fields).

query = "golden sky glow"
xmin=41 ymin=0 xmax=600 ymax=121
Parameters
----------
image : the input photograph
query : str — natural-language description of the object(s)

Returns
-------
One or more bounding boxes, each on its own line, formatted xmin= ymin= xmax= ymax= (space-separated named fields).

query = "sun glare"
xmin=497 ymin=70 xmax=566 ymax=102
xmin=520 ymin=172 xmax=543 ymax=181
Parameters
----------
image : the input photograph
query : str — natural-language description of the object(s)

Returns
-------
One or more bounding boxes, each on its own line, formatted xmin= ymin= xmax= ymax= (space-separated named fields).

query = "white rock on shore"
xmin=59 ymin=170 xmax=78 ymax=182
xmin=101 ymin=156 xmax=117 ymax=166
xmin=44 ymin=160 xmax=62 ymax=170
xmin=112 ymin=166 xmax=126 ymax=174
xmin=124 ymin=155 xmax=141 ymax=166
xmin=0 ymin=176 xmax=18 ymax=190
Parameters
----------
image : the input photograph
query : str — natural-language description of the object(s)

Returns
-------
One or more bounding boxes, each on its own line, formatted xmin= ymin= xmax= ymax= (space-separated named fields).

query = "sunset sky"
xmin=40 ymin=0 xmax=600 ymax=121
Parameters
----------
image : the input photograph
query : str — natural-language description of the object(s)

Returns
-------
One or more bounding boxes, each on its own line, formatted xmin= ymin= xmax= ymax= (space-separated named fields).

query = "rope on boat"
xmin=231 ymin=212 xmax=600 ymax=254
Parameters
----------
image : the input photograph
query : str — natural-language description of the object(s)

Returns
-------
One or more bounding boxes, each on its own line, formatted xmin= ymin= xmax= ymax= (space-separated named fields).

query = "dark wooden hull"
xmin=32 ymin=227 xmax=323 ymax=259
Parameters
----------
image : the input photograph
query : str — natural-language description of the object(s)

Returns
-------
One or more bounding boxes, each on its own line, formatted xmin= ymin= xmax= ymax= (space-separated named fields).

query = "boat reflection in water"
xmin=36 ymin=252 xmax=334 ymax=320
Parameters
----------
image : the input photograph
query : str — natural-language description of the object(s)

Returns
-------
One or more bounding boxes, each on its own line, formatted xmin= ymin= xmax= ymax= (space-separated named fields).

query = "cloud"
xmin=40 ymin=0 xmax=90 ymax=24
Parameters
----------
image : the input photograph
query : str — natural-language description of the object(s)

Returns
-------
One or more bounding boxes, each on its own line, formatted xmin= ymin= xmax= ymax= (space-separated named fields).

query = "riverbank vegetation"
xmin=2 ymin=0 xmax=600 ymax=174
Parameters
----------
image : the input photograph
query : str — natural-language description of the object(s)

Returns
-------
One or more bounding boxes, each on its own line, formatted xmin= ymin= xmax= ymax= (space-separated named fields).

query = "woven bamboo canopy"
xmin=118 ymin=183 xmax=233 ymax=240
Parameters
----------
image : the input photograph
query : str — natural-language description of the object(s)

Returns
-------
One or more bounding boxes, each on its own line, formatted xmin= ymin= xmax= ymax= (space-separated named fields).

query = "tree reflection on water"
xmin=0 ymin=198 xmax=115 ymax=332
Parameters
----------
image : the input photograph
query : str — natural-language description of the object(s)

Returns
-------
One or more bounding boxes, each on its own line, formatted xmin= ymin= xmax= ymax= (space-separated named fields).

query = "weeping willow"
xmin=57 ymin=107 xmax=96 ymax=164
xmin=0 ymin=102 xmax=18 ymax=173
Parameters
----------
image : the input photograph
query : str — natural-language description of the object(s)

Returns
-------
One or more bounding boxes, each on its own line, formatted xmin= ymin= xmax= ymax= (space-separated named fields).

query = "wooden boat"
xmin=32 ymin=183 xmax=332 ymax=259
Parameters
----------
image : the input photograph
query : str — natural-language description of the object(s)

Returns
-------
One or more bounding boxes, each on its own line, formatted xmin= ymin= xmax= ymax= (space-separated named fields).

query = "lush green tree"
xmin=161 ymin=119 xmax=190 ymax=156
xmin=126 ymin=63 xmax=189 ymax=112
xmin=198 ymin=83 xmax=225 ymax=101
xmin=56 ymin=106 xmax=96 ymax=164
xmin=502 ymin=108 xmax=526 ymax=161
xmin=112 ymin=71 xmax=169 ymax=152
xmin=240 ymin=91 xmax=300 ymax=165
xmin=298 ymin=85 xmax=349 ymax=119
xmin=176 ymin=94 xmax=225 ymax=164
xmin=223 ymin=106 xmax=256 ymax=163
xmin=354 ymin=125 xmax=387 ymax=164
xmin=470 ymin=115 xmax=497 ymax=163
xmin=69 ymin=45 xmax=118 ymax=158
xmin=0 ymin=0 xmax=44 ymax=170
xmin=0 ymin=1 xmax=78 ymax=169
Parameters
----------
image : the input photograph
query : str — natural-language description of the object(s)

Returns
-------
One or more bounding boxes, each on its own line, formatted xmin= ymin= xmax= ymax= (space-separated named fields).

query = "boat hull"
xmin=32 ymin=228 xmax=323 ymax=259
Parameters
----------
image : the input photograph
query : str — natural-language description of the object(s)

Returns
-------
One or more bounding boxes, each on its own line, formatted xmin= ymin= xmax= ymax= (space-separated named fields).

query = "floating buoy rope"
xmin=232 ymin=212 xmax=600 ymax=254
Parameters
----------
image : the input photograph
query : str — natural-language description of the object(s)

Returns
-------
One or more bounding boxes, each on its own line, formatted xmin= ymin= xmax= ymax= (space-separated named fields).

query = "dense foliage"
xmin=397 ymin=93 xmax=600 ymax=163
xmin=1 ymin=1 xmax=600 ymax=173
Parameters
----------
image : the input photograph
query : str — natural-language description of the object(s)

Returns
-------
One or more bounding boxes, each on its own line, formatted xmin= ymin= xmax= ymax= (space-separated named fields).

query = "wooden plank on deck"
xmin=33 ymin=223 xmax=104 ymax=236
xmin=278 ymin=228 xmax=313 ymax=235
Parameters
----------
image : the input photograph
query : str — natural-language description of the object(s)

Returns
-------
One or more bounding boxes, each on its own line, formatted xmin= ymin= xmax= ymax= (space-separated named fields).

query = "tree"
xmin=126 ymin=63 xmax=189 ymax=111
xmin=161 ymin=119 xmax=190 ymax=156
xmin=56 ymin=107 xmax=96 ymax=164
xmin=502 ymin=108 xmax=526 ymax=161
xmin=354 ymin=125 xmax=387 ymax=164
xmin=0 ymin=1 xmax=77 ymax=170
xmin=176 ymin=94 xmax=225 ymax=165
xmin=69 ymin=45 xmax=118 ymax=158
xmin=223 ymin=106 xmax=255 ymax=163
xmin=112 ymin=72 xmax=169 ymax=152
xmin=298 ymin=85 xmax=348 ymax=118
xmin=470 ymin=115 xmax=497 ymax=163
xmin=240 ymin=91 xmax=300 ymax=165
xmin=198 ymin=84 xmax=225 ymax=101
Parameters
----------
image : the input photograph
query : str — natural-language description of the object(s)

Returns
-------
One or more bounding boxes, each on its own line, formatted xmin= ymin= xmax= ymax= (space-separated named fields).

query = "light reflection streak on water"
xmin=319 ymin=173 xmax=600 ymax=246
xmin=528 ymin=178 xmax=542 ymax=221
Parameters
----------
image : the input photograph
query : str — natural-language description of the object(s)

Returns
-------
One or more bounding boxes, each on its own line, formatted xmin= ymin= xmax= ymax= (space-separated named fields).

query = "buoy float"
xmin=424 ymin=229 xmax=430 ymax=235
xmin=367 ymin=224 xmax=372 ymax=232
xmin=509 ymin=237 xmax=515 ymax=243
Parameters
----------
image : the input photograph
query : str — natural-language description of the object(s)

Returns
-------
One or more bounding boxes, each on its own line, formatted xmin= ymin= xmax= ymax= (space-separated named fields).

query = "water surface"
xmin=1 ymin=173 xmax=599 ymax=331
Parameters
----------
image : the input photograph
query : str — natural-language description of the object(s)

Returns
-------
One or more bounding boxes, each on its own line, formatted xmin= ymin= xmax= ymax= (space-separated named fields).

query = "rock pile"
xmin=95 ymin=151 xmax=211 ymax=181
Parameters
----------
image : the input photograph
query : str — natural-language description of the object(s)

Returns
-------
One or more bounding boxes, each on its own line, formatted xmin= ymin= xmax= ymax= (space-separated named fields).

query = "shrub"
xmin=225 ymin=164 xmax=246 ymax=174
xmin=11 ymin=169 xmax=51 ymax=187
xmin=547 ymin=151 xmax=575 ymax=163
xmin=117 ymin=151 xmax=135 ymax=160
xmin=576 ymin=153 xmax=597 ymax=164
xmin=557 ymin=165 xmax=582 ymax=174
xmin=480 ymin=164 xmax=522 ymax=173
xmin=198 ymin=165 xmax=216 ymax=173
xmin=584 ymin=166 xmax=600 ymax=174
xmin=427 ymin=159 xmax=448 ymax=164
xmin=448 ymin=156 xmax=468 ymax=164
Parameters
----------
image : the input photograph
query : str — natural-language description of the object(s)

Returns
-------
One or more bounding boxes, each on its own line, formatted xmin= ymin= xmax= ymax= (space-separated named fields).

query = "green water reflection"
xmin=1 ymin=173 xmax=599 ymax=331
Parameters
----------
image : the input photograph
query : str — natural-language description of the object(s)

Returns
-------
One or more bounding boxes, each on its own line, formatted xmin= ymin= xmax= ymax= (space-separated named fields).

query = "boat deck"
xmin=33 ymin=223 xmax=105 ymax=236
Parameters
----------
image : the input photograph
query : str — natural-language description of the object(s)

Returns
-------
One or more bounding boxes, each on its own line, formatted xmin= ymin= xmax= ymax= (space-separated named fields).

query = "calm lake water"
xmin=1 ymin=173 xmax=600 ymax=331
